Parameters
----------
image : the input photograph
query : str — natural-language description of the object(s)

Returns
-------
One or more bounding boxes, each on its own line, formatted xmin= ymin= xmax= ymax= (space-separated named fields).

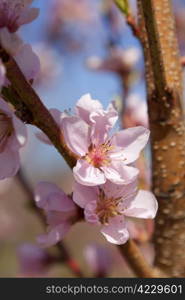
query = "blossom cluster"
xmin=35 ymin=95 xmax=158 ymax=246
xmin=0 ymin=0 xmax=158 ymax=247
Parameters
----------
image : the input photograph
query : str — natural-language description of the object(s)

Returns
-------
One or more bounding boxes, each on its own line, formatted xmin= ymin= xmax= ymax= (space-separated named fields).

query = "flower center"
xmin=85 ymin=141 xmax=113 ymax=168
xmin=96 ymin=189 xmax=122 ymax=225
xmin=0 ymin=111 xmax=13 ymax=153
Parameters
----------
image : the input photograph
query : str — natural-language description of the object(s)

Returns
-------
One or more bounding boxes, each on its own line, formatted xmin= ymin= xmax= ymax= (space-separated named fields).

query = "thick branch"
xmin=0 ymin=47 xmax=77 ymax=169
xmin=137 ymin=0 xmax=185 ymax=277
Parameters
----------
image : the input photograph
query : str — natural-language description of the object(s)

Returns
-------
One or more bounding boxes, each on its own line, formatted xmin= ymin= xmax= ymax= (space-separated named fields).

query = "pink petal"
xmin=84 ymin=201 xmax=99 ymax=224
xmin=61 ymin=116 xmax=89 ymax=156
xmin=73 ymin=159 xmax=106 ymax=186
xmin=124 ymin=190 xmax=158 ymax=219
xmin=12 ymin=115 xmax=27 ymax=147
xmin=46 ymin=210 xmax=75 ymax=226
xmin=0 ymin=28 xmax=23 ymax=56
xmin=37 ymin=223 xmax=70 ymax=247
xmin=90 ymin=105 xmax=118 ymax=144
xmin=102 ymin=179 xmax=138 ymax=204
xmin=111 ymin=126 xmax=150 ymax=164
xmin=14 ymin=43 xmax=40 ymax=81
xmin=73 ymin=181 xmax=98 ymax=208
xmin=0 ymin=60 xmax=5 ymax=89
xmin=35 ymin=182 xmax=75 ymax=212
xmin=101 ymin=216 xmax=129 ymax=245
xmin=102 ymin=162 xmax=139 ymax=185
xmin=75 ymin=93 xmax=103 ymax=123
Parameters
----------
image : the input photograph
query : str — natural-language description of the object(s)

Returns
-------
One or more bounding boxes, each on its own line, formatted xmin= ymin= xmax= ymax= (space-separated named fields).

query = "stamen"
xmin=85 ymin=141 xmax=113 ymax=168
xmin=96 ymin=188 xmax=122 ymax=225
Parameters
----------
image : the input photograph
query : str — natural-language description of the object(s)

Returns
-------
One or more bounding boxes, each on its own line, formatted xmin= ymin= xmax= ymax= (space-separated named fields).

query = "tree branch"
xmin=137 ymin=0 xmax=185 ymax=277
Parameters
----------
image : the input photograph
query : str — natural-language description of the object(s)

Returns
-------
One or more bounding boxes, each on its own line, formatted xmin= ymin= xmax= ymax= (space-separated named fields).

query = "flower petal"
xmin=37 ymin=223 xmax=70 ymax=247
xmin=14 ymin=43 xmax=40 ymax=81
xmin=84 ymin=201 xmax=99 ymax=224
xmin=102 ymin=162 xmax=139 ymax=185
xmin=0 ymin=60 xmax=5 ymax=90
xmin=101 ymin=216 xmax=129 ymax=245
xmin=102 ymin=179 xmax=138 ymax=203
xmin=75 ymin=93 xmax=103 ymax=123
xmin=35 ymin=182 xmax=75 ymax=212
xmin=124 ymin=190 xmax=158 ymax=219
xmin=73 ymin=159 xmax=106 ymax=186
xmin=111 ymin=126 xmax=150 ymax=164
xmin=0 ymin=28 xmax=23 ymax=56
xmin=61 ymin=116 xmax=89 ymax=156
xmin=90 ymin=103 xmax=118 ymax=145
xmin=12 ymin=115 xmax=27 ymax=147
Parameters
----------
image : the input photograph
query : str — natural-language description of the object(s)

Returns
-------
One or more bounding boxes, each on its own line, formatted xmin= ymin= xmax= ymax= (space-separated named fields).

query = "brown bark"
xmin=137 ymin=0 xmax=185 ymax=277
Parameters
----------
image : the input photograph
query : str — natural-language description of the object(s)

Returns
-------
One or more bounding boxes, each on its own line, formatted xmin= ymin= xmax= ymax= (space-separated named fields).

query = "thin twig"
xmin=1 ymin=38 xmax=155 ymax=278
xmin=137 ymin=0 xmax=185 ymax=277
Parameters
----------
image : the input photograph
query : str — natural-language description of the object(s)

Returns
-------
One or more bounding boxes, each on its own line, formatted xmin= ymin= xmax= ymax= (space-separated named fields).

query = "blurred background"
xmin=0 ymin=0 xmax=184 ymax=277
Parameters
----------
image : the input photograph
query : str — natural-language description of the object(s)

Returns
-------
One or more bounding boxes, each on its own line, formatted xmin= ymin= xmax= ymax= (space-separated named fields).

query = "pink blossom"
xmin=0 ymin=59 xmax=5 ymax=90
xmin=34 ymin=182 xmax=79 ymax=247
xmin=61 ymin=94 xmax=150 ymax=186
xmin=0 ymin=28 xmax=23 ymax=56
xmin=0 ymin=0 xmax=39 ymax=33
xmin=0 ymin=98 xmax=27 ymax=180
xmin=124 ymin=94 xmax=148 ymax=128
xmin=73 ymin=180 xmax=158 ymax=245
xmin=17 ymin=243 xmax=54 ymax=276
xmin=0 ymin=32 xmax=40 ymax=81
